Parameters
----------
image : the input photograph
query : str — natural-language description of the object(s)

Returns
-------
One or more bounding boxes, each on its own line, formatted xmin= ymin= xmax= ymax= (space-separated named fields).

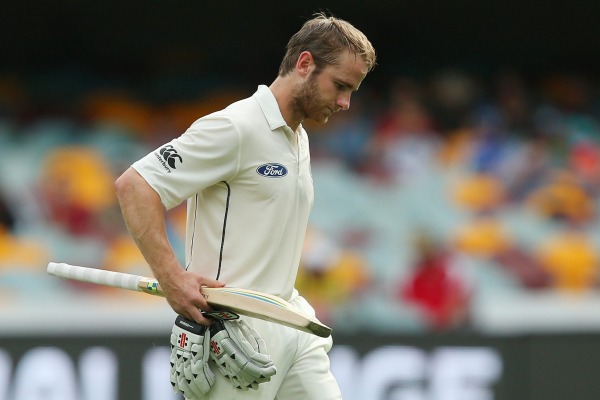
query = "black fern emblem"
xmin=159 ymin=145 xmax=183 ymax=169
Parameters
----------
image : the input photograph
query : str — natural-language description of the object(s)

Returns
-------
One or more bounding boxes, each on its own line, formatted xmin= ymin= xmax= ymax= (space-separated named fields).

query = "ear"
xmin=296 ymin=51 xmax=315 ymax=78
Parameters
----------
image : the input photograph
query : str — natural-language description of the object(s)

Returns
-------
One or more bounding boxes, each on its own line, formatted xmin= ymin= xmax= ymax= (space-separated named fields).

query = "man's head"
xmin=278 ymin=12 xmax=376 ymax=78
xmin=270 ymin=12 xmax=376 ymax=129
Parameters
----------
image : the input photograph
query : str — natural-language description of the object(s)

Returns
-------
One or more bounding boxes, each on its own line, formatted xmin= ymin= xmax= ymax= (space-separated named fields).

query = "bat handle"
xmin=48 ymin=262 xmax=142 ymax=292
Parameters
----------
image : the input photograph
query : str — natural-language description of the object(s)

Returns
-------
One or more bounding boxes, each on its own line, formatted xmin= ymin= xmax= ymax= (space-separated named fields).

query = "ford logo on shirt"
xmin=256 ymin=163 xmax=288 ymax=178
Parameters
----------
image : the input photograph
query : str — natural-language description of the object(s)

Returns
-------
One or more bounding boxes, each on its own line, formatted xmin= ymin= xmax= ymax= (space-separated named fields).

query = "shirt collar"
xmin=253 ymin=85 xmax=288 ymax=131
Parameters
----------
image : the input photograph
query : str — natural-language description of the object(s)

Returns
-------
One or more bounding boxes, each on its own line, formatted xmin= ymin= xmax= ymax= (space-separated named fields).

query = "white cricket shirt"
xmin=132 ymin=85 xmax=314 ymax=300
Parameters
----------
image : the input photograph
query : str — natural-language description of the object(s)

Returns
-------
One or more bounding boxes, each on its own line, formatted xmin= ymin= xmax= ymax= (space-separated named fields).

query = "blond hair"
xmin=278 ymin=12 xmax=377 ymax=76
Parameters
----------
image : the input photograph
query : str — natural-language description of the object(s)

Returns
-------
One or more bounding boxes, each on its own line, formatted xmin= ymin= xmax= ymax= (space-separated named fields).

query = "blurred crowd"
xmin=0 ymin=68 xmax=599 ymax=333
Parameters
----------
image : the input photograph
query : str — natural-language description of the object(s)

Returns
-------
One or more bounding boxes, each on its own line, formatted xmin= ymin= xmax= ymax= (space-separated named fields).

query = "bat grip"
xmin=47 ymin=262 xmax=141 ymax=291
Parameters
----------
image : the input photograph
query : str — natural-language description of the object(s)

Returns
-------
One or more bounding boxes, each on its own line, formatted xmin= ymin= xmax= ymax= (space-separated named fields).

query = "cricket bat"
xmin=47 ymin=262 xmax=332 ymax=338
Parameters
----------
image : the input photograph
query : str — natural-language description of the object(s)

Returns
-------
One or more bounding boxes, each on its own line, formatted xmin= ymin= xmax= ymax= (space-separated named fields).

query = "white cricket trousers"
xmin=186 ymin=294 xmax=342 ymax=400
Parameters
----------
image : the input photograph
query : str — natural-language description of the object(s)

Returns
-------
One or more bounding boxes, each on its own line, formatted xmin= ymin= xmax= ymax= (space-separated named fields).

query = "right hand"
xmin=160 ymin=267 xmax=226 ymax=326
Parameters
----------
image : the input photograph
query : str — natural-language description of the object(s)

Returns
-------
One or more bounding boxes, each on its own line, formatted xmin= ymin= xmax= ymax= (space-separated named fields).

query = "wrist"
xmin=153 ymin=261 xmax=185 ymax=291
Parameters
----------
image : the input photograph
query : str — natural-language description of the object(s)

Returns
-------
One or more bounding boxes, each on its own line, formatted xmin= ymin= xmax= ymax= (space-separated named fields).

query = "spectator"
xmin=368 ymin=77 xmax=441 ymax=184
xmin=535 ymin=220 xmax=598 ymax=292
xmin=37 ymin=146 xmax=116 ymax=237
xmin=398 ymin=233 xmax=472 ymax=331
xmin=525 ymin=169 xmax=595 ymax=224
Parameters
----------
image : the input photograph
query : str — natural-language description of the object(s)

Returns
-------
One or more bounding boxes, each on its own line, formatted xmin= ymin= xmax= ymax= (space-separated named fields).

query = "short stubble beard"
xmin=290 ymin=72 xmax=326 ymax=126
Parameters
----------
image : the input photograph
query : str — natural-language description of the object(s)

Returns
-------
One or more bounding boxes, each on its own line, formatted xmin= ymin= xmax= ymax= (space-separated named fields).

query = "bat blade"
xmin=200 ymin=287 xmax=332 ymax=338
xmin=47 ymin=262 xmax=331 ymax=338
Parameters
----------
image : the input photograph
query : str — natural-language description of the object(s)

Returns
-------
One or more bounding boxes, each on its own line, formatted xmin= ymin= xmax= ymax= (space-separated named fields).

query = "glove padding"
xmin=170 ymin=316 xmax=215 ymax=398
xmin=209 ymin=319 xmax=277 ymax=390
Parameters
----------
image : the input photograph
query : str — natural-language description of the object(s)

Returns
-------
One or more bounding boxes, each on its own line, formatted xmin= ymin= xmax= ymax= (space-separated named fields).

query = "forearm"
xmin=115 ymin=167 xmax=181 ymax=282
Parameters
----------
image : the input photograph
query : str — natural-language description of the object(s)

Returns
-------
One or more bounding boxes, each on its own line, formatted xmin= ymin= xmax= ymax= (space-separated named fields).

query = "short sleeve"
xmin=132 ymin=114 xmax=241 ymax=210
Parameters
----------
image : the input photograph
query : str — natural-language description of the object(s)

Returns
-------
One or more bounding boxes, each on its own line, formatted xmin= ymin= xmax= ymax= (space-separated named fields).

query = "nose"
xmin=337 ymin=93 xmax=351 ymax=111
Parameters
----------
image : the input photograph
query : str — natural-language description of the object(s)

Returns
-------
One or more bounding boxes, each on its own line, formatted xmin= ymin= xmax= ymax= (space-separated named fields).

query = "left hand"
xmin=170 ymin=315 xmax=215 ymax=397
xmin=208 ymin=319 xmax=277 ymax=390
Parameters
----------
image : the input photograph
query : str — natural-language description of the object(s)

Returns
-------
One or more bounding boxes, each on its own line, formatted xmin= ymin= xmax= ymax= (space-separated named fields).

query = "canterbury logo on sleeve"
xmin=155 ymin=145 xmax=182 ymax=172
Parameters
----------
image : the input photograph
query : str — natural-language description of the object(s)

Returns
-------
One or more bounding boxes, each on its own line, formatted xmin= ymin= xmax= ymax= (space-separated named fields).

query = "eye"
xmin=334 ymin=82 xmax=346 ymax=90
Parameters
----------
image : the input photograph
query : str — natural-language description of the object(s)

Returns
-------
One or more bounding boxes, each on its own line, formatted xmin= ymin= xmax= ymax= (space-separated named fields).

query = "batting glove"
xmin=209 ymin=319 xmax=277 ymax=390
xmin=170 ymin=315 xmax=215 ymax=398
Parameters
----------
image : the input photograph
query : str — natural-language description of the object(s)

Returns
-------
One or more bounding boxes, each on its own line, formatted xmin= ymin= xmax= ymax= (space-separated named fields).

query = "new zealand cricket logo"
xmin=147 ymin=282 xmax=159 ymax=293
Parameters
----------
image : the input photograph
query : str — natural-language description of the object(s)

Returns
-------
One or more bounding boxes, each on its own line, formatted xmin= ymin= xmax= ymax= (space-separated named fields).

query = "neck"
xmin=269 ymin=77 xmax=302 ymax=132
